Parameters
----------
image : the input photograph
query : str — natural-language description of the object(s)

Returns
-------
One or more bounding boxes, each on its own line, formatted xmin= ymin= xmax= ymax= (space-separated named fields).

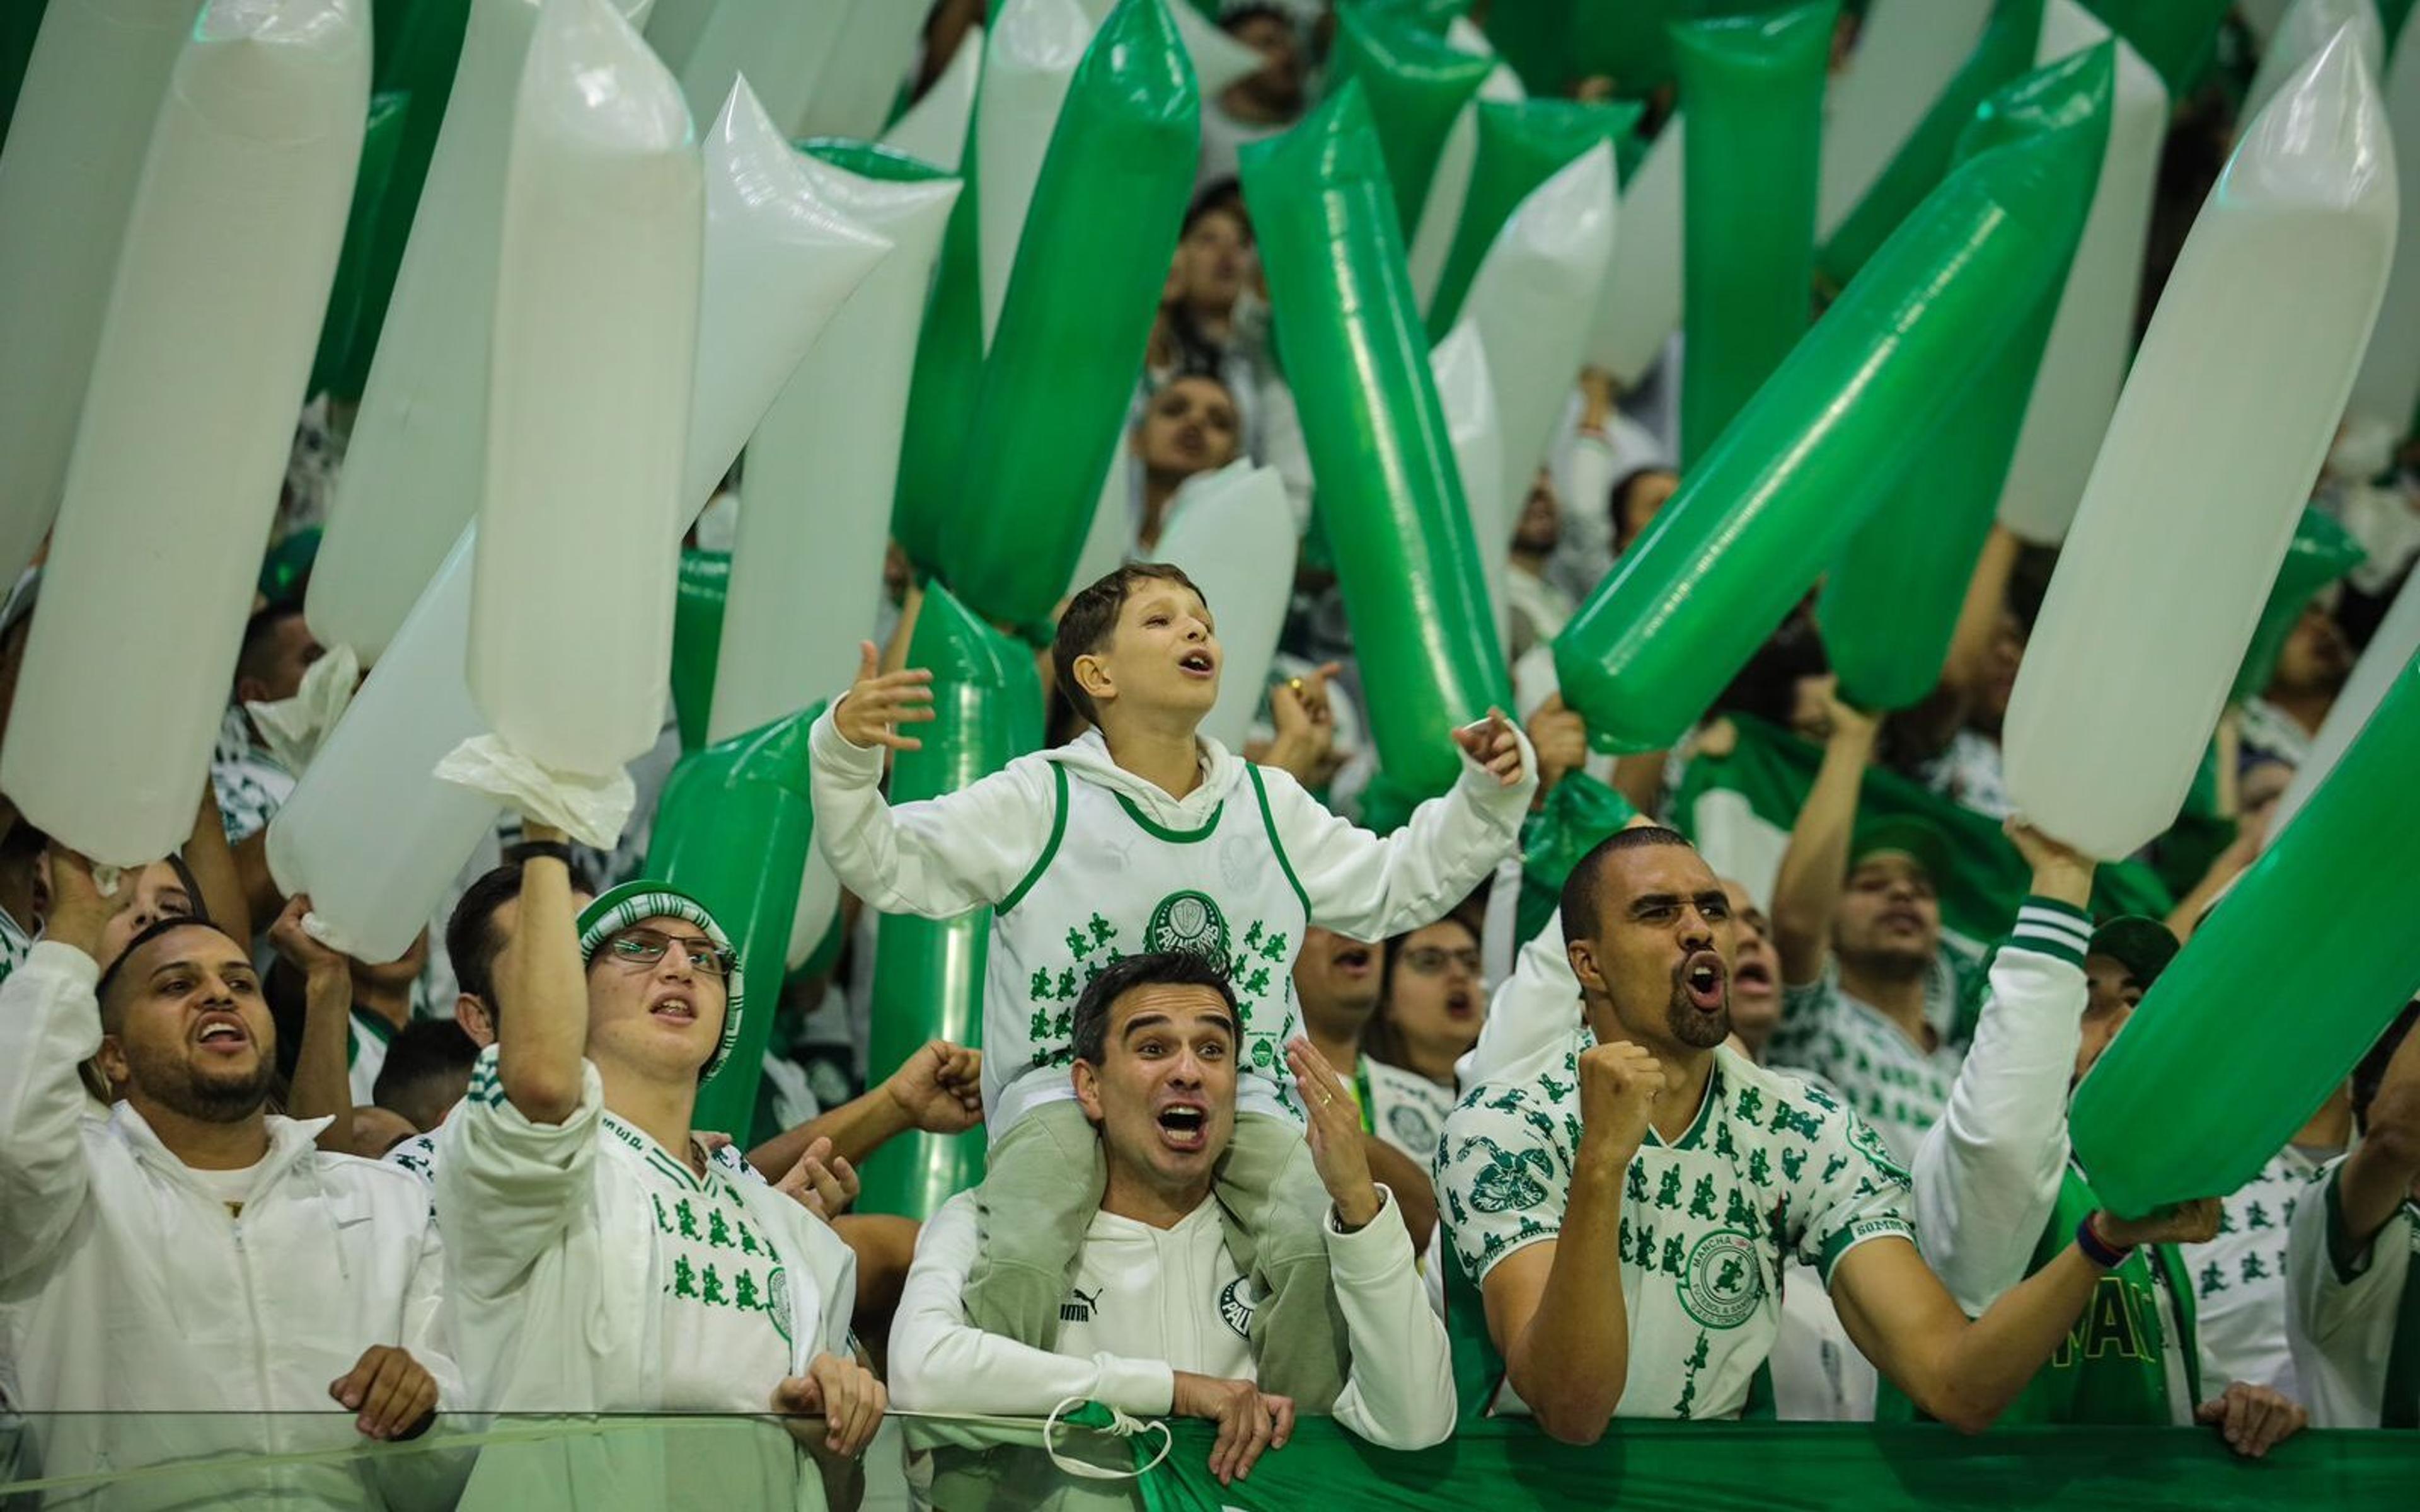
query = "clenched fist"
xmin=1576 ymin=1040 xmax=1666 ymax=1171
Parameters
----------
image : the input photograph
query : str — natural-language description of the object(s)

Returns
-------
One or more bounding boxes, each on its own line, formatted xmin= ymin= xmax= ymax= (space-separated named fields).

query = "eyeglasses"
xmin=1400 ymin=946 xmax=1482 ymax=977
xmin=604 ymin=928 xmax=735 ymax=979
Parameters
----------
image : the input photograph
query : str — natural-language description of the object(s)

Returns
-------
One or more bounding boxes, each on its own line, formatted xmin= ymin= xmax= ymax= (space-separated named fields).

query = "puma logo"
xmin=1061 ymin=1286 xmax=1102 ymax=1324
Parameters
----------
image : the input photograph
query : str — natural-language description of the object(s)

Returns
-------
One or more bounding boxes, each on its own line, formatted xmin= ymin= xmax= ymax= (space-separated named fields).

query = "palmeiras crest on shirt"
xmin=1146 ymin=890 xmax=1230 ymax=961
xmin=1388 ymin=1102 xmax=1437 ymax=1152
xmin=1678 ymin=1230 xmax=1763 ymax=1329
xmin=1218 ymin=1277 xmax=1257 ymax=1339
xmin=767 ymin=1265 xmax=793 ymax=1346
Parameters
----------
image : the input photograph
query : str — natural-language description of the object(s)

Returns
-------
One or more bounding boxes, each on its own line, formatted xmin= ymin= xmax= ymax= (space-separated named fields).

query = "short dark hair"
xmin=1607 ymin=465 xmax=1680 ymax=548
xmin=234 ymin=603 xmax=309 ymax=690
xmin=374 ymin=1019 xmax=480 ymax=1130
xmin=445 ymin=863 xmax=526 ymax=1012
xmin=96 ymin=916 xmax=249 ymax=1031
xmin=1181 ymin=178 xmax=1252 ymax=243
xmin=2354 ymin=1002 xmax=2420 ymax=1132
xmin=1071 ymin=950 xmax=1242 ymax=1065
xmin=1559 ymin=826 xmax=1695 ymax=946
xmin=1051 ymin=563 xmax=1210 ymax=728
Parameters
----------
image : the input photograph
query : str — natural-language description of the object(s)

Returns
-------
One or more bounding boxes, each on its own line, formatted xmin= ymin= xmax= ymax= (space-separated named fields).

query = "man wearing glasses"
xmin=431 ymin=826 xmax=886 ymax=1476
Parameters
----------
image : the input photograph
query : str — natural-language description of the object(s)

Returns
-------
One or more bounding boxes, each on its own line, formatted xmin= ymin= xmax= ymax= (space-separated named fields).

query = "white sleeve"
xmin=1559 ymin=431 xmax=1618 ymax=587
xmin=1327 ymin=1188 xmax=1457 ymax=1449
xmin=0 ymin=942 xmax=103 ymax=1292
xmin=885 ymin=1194 xmax=1177 ymax=1419
xmin=399 ymin=1205 xmax=468 ymax=1410
xmin=2286 ymin=1154 xmax=2410 ymax=1428
xmin=807 ymin=704 xmax=1054 ymax=919
xmin=1260 ymin=732 xmax=1536 ymax=942
xmin=431 ymin=1046 xmax=602 ymax=1307
xmin=1910 ymin=902 xmax=2091 ymax=1316
xmin=1463 ymin=914 xmax=1582 ymax=1091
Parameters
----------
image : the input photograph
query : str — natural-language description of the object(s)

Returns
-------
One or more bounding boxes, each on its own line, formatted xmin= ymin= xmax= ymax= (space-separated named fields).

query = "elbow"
xmin=502 ymin=1075 xmax=580 ymax=1128
xmin=1530 ymin=1399 xmax=1616 ymax=1446
xmin=1918 ymin=1382 xmax=2000 ymax=1437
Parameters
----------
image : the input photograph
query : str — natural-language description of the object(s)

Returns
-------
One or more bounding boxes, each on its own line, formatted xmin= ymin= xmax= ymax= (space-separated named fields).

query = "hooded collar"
xmin=1041 ymin=729 xmax=1246 ymax=829
xmin=108 ymin=1101 xmax=331 ymax=1202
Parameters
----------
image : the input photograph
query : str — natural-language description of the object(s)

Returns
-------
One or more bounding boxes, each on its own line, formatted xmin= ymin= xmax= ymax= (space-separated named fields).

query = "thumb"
xmin=856 ymin=641 xmax=880 ymax=682
xmin=775 ymin=1374 xmax=824 ymax=1413
xmin=2194 ymin=1397 xmax=2226 ymax=1424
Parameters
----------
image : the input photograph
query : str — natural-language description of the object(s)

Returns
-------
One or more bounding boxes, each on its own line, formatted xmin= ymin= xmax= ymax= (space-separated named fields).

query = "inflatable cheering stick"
xmin=1327 ymin=1 xmax=1494 ymax=238
xmin=1428 ymin=98 xmax=1638 ymax=338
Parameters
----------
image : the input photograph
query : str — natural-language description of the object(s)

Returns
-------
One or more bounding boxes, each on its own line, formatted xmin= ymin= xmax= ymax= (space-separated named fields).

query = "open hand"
xmin=775 ymin=1136 xmax=860 ymax=1221
xmin=37 ymin=843 xmax=134 ymax=959
xmin=1286 ymin=1038 xmax=1380 ymax=1231
xmin=330 ymin=1344 xmax=438 ymax=1441
xmin=2195 ymin=1381 xmax=2308 ymax=1458
xmin=1451 ymin=707 xmax=1526 ymax=788
xmin=833 ymin=640 xmax=935 ymax=752
xmin=884 ymin=1040 xmax=984 ymax=1135
xmin=772 ymin=1353 xmax=887 ymax=1458
xmin=2097 ymin=1198 xmax=2223 ymax=1250
xmin=1525 ymin=695 xmax=1588 ymax=796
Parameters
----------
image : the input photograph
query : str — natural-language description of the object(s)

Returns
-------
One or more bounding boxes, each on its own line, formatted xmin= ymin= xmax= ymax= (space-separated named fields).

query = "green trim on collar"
xmin=1115 ymin=791 xmax=1223 ymax=844
xmin=1645 ymin=1063 xmax=1722 ymax=1153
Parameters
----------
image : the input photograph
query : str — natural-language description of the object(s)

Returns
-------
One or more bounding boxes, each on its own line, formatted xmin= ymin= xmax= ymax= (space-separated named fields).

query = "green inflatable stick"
xmin=939 ymin=0 xmax=1197 ymax=629
xmin=2079 ymin=0 xmax=2230 ymax=98
xmin=643 ymin=703 xmax=822 ymax=1141
xmin=1572 ymin=0 xmax=1694 ymax=96
xmin=0 ymin=0 xmax=48 ymax=158
xmin=858 ymin=584 xmax=1044 ymax=1219
xmin=1325 ymin=3 xmax=1495 ymax=238
xmin=1480 ymin=0 xmax=1576 ymax=98
xmin=333 ymin=0 xmax=471 ymax=401
xmin=1516 ymin=769 xmax=1637 ymax=946
xmin=309 ymin=91 xmax=411 ymax=401
xmin=890 ymin=94 xmax=984 ymax=576
xmin=2072 ymin=657 xmax=2420 ymax=1219
xmin=2383 ymin=0 xmax=2416 ymax=50
xmin=1820 ymin=45 xmax=2110 ymax=713
xmin=1816 ymin=0 xmax=2044 ymax=294
xmin=670 ymin=549 xmax=730 ymax=754
xmin=1673 ymin=1 xmax=1837 ymax=467
xmin=1351 ymin=0 xmax=1473 ymax=35
xmin=1554 ymin=98 xmax=2101 ymax=755
xmin=1427 ymin=98 xmax=1643 ymax=340
xmin=1242 ymin=84 xmax=1511 ymax=798
xmin=2232 ymin=507 xmax=2366 ymax=704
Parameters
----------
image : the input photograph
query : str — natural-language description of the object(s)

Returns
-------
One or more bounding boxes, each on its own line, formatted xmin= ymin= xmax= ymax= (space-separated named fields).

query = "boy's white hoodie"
xmin=0 ymin=941 xmax=461 ymax=1501
xmin=810 ymin=714 xmax=1535 ymax=1128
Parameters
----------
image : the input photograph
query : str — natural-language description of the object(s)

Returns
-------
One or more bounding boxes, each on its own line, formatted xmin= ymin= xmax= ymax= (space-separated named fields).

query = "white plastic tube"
xmin=2244 ymin=0 xmax=2385 ymax=123
xmin=712 ymin=152 xmax=957 ymax=743
xmin=1585 ymin=115 xmax=1680 ymax=386
xmin=976 ymin=0 xmax=1098 ymax=346
xmin=1168 ymin=0 xmax=1265 ymax=100
xmin=1464 ymin=144 xmax=1618 ymax=539
xmin=2002 ymin=31 xmax=2398 ymax=861
xmin=1997 ymin=1 xmax=2169 ymax=545
xmin=2266 ymin=568 xmax=2420 ymax=845
xmin=2348 ymin=20 xmax=2420 ymax=438
xmin=468 ymin=0 xmax=700 ymax=777
xmin=677 ymin=0 xmax=849 ymax=140
xmin=0 ymin=0 xmax=205 ymax=592
xmin=1816 ymin=0 xmax=1992 ymax=237
xmin=883 ymin=22 xmax=984 ymax=173
xmin=1148 ymin=462 xmax=1296 ymax=753
xmin=1432 ymin=320 xmax=1507 ymax=653
xmin=1409 ymin=43 xmax=1524 ymax=316
xmin=795 ymin=0 xmax=930 ymax=142
xmin=0 ymin=0 xmax=366 ymax=868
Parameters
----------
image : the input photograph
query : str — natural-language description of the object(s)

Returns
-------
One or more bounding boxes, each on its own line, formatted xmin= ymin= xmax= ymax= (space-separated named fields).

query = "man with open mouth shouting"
xmin=889 ymin=949 xmax=1453 ymax=1493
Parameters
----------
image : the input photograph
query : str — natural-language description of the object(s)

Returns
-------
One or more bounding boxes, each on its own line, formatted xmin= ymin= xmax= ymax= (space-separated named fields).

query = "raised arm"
xmin=1831 ymin=1204 xmax=2220 ymax=1433
xmin=1770 ymin=687 xmax=1876 ymax=986
xmin=268 ymin=894 xmax=356 ymax=1153
xmin=2336 ymin=1019 xmax=2420 ymax=1253
xmin=182 ymin=777 xmax=251 ymax=946
xmin=746 ymin=1040 xmax=982 ymax=1177
xmin=495 ymin=822 xmax=588 ymax=1124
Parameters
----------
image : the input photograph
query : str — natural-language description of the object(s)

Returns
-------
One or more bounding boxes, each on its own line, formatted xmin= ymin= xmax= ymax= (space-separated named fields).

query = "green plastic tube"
xmin=858 ymin=584 xmax=1045 ymax=1220
xmin=936 ymin=0 xmax=1197 ymax=630
xmin=1480 ymin=0 xmax=1575 ymax=98
xmin=1554 ymin=96 xmax=2100 ymax=754
xmin=644 ymin=703 xmax=822 ymax=1140
xmin=1427 ymin=98 xmax=1642 ymax=340
xmin=2080 ymin=0 xmax=2231 ymax=98
xmin=0 ymin=0 xmax=47 ymax=157
xmin=1242 ymin=83 xmax=1511 ymax=797
xmin=670 ymin=549 xmax=730 ymax=754
xmin=1819 ymin=45 xmax=2109 ymax=713
xmin=1673 ymin=1 xmax=1837 ymax=467
xmin=309 ymin=90 xmax=410 ymax=400
xmin=2232 ymin=507 xmax=2366 ymax=703
xmin=1816 ymin=0 xmax=2044 ymax=294
xmin=1326 ymin=2 xmax=1494 ymax=238
xmin=2071 ymin=657 xmax=2420 ymax=1218
xmin=1352 ymin=0 xmax=1472 ymax=32
xmin=1515 ymin=769 xmax=1638 ymax=946
xmin=891 ymin=35 xmax=987 ymax=578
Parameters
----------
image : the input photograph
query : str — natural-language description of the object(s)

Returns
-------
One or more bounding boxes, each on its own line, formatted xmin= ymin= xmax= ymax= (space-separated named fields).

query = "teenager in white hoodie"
xmin=813 ymin=563 xmax=1533 ymax=1410
xmin=0 ymin=847 xmax=454 ymax=1503
xmin=889 ymin=949 xmax=1455 ymax=1491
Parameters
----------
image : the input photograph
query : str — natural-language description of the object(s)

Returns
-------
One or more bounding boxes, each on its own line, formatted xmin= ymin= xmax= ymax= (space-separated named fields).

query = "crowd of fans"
xmin=3 ymin=2 xmax=2418 ymax=1509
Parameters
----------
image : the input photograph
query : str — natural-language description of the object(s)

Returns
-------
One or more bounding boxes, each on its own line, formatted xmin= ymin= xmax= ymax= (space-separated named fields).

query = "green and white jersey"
xmin=0 ymin=905 xmax=30 ymax=990
xmin=210 ymin=706 xmax=295 ymax=845
xmin=1359 ymin=1055 xmax=1455 ymax=1166
xmin=603 ymin=1112 xmax=798 ymax=1414
xmin=1769 ymin=957 xmax=1967 ymax=1167
xmin=987 ymin=762 xmax=1310 ymax=1131
xmin=2286 ymin=1153 xmax=2420 ymax=1429
xmin=1439 ymin=1031 xmax=1915 ymax=1421
xmin=2187 ymin=1142 xmax=2334 ymax=1395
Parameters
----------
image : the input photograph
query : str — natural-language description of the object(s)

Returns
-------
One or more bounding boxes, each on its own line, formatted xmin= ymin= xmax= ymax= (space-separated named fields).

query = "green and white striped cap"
xmin=577 ymin=881 xmax=745 ymax=1083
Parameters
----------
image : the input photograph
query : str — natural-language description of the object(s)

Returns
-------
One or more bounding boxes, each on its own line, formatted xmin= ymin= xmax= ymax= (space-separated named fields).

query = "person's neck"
xmin=597 ymin=1059 xmax=702 ymax=1174
xmin=352 ymin=976 xmax=413 ymax=1033
xmin=1099 ymin=714 xmax=1204 ymax=800
xmin=1139 ymin=469 xmax=1185 ymax=552
xmin=1508 ymin=545 xmax=1552 ymax=580
xmin=1303 ymin=1012 xmax=1368 ymax=1086
xmin=2264 ymin=685 xmax=2336 ymax=737
xmin=2296 ymin=1083 xmax=2354 ymax=1152
xmin=132 ymin=1094 xmax=272 ymax=1172
xmin=1837 ymin=955 xmax=1935 ymax=1051
xmin=1730 ymin=1025 xmax=1772 ymax=1065
xmin=1183 ymin=300 xmax=1233 ymax=350
xmin=1219 ymin=83 xmax=1291 ymax=127
xmin=1101 ymin=1158 xmax=1213 ymax=1231
xmin=1401 ymin=1035 xmax=1463 ymax=1090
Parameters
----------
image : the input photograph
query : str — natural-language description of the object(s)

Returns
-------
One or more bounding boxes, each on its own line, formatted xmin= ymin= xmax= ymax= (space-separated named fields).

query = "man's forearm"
xmin=748 ymin=1086 xmax=914 ymax=1176
xmin=183 ymin=786 xmax=251 ymax=944
xmin=1507 ymin=1159 xmax=1632 ymax=1442
xmin=1771 ymin=723 xmax=1873 ymax=977
xmin=2338 ymin=1034 xmax=2420 ymax=1246
xmin=1923 ymin=1244 xmax=2103 ymax=1431
xmin=497 ymin=850 xmax=588 ymax=1122
xmin=287 ymin=968 xmax=355 ymax=1152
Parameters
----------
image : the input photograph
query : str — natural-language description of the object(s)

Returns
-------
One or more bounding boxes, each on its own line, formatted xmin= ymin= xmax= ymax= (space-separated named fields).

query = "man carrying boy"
xmin=812 ymin=563 xmax=1533 ymax=1407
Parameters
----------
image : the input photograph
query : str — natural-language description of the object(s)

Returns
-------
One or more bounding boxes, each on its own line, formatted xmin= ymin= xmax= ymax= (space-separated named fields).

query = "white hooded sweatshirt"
xmin=0 ymin=941 xmax=460 ymax=1504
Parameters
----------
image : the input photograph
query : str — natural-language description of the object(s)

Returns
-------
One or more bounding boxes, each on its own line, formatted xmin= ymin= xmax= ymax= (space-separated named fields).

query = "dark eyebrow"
xmin=1120 ymin=1012 xmax=1174 ymax=1044
xmin=1695 ymin=891 xmax=1730 ymax=910
xmin=1628 ymin=893 xmax=1684 ymax=917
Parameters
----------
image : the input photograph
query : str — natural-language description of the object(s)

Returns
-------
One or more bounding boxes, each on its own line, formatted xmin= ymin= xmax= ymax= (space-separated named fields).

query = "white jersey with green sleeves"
xmin=1439 ymin=1029 xmax=1916 ymax=1422
xmin=985 ymin=762 xmax=1311 ymax=1133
